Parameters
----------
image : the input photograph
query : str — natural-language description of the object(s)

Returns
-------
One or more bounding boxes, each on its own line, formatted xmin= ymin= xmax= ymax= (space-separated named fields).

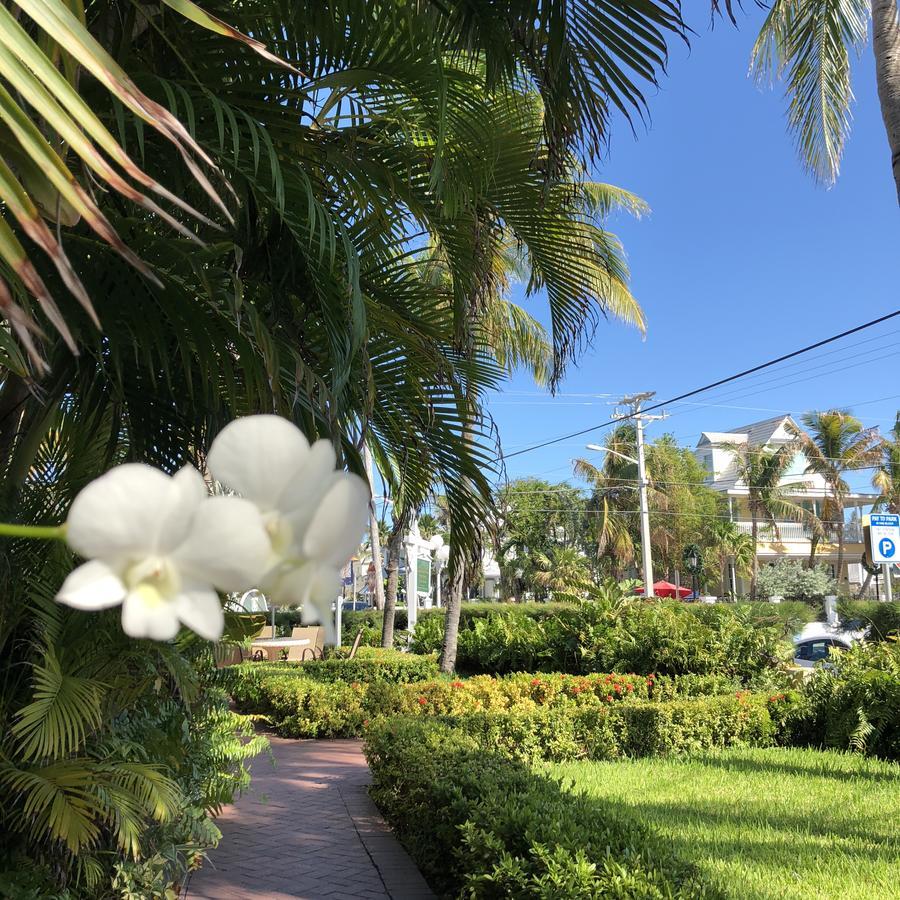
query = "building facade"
xmin=694 ymin=415 xmax=877 ymax=591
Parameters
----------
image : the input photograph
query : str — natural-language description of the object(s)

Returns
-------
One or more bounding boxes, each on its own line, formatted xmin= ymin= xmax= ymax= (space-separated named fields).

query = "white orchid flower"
xmin=56 ymin=464 xmax=270 ymax=641
xmin=206 ymin=415 xmax=369 ymax=642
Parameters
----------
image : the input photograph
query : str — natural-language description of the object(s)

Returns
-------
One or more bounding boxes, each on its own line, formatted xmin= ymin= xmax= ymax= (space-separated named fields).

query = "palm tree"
xmin=532 ymin=547 xmax=593 ymax=597
xmin=789 ymin=411 xmax=882 ymax=586
xmin=574 ymin=424 xmax=642 ymax=579
xmin=873 ymin=412 xmax=900 ymax=513
xmin=0 ymin=4 xmax=717 ymax=874
xmin=751 ymin=0 xmax=900 ymax=203
xmin=721 ymin=441 xmax=815 ymax=598
xmin=707 ymin=519 xmax=755 ymax=597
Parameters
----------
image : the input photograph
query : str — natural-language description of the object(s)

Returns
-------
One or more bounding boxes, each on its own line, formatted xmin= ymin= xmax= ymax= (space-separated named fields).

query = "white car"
xmin=792 ymin=623 xmax=864 ymax=668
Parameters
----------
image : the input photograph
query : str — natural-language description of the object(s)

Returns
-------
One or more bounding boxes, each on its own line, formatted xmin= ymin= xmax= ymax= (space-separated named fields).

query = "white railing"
xmin=733 ymin=521 xmax=863 ymax=542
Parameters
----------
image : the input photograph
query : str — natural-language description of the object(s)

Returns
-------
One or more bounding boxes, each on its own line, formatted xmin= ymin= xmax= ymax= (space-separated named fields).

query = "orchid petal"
xmin=300 ymin=473 xmax=370 ymax=567
xmin=66 ymin=464 xmax=199 ymax=559
xmin=281 ymin=562 xmax=339 ymax=644
xmin=266 ymin=561 xmax=316 ymax=607
xmin=173 ymin=496 xmax=271 ymax=591
xmin=278 ymin=440 xmax=341 ymax=537
xmin=207 ymin=415 xmax=309 ymax=510
xmin=56 ymin=560 xmax=126 ymax=610
xmin=175 ymin=586 xmax=224 ymax=641
xmin=121 ymin=591 xmax=180 ymax=641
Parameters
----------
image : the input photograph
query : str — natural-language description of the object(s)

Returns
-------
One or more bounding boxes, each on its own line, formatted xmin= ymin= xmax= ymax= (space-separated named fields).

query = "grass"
xmin=552 ymin=747 xmax=900 ymax=900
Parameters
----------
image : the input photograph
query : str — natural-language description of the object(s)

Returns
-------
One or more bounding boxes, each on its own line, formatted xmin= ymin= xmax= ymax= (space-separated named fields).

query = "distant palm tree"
xmin=721 ymin=441 xmax=815 ymax=598
xmin=707 ymin=520 xmax=754 ymax=597
xmin=873 ymin=412 xmax=900 ymax=514
xmin=532 ymin=547 xmax=593 ymax=596
xmin=574 ymin=424 xmax=642 ymax=578
xmin=789 ymin=411 xmax=882 ymax=587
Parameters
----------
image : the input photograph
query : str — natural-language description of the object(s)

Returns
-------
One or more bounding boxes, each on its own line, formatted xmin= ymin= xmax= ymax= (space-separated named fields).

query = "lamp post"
xmin=429 ymin=535 xmax=449 ymax=607
xmin=683 ymin=544 xmax=702 ymax=601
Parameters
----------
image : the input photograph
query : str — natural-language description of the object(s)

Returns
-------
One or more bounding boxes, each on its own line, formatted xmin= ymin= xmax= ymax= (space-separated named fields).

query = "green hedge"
xmin=365 ymin=718 xmax=719 ymax=899
xmin=789 ymin=640 xmax=900 ymax=759
xmin=447 ymin=693 xmax=781 ymax=764
xmin=411 ymin=601 xmax=783 ymax=678
xmin=302 ymin=647 xmax=438 ymax=683
xmin=836 ymin=601 xmax=900 ymax=640
xmin=688 ymin=601 xmax=816 ymax=635
xmin=226 ymin=660 xmax=776 ymax=741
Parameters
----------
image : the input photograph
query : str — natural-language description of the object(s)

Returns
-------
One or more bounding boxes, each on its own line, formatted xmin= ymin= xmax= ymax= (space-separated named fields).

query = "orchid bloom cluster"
xmin=56 ymin=416 xmax=370 ymax=642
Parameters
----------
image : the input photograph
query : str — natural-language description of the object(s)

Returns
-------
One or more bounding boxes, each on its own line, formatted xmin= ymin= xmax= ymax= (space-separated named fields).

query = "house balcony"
xmin=732 ymin=521 xmax=863 ymax=543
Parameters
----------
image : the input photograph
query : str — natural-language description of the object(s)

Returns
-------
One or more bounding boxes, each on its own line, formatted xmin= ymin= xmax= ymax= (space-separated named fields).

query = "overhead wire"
xmin=499 ymin=309 xmax=900 ymax=462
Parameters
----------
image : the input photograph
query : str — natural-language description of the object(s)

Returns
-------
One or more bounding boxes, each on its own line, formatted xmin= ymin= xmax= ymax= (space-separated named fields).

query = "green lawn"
xmin=552 ymin=748 xmax=900 ymax=900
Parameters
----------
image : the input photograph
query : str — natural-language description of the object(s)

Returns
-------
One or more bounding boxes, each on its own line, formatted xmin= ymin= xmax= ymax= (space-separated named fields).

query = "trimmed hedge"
xmin=365 ymin=718 xmax=720 ymax=899
xmin=445 ymin=693 xmax=782 ymax=764
xmin=303 ymin=647 xmax=438 ymax=683
xmin=225 ymin=659 xmax=780 ymax=742
xmin=411 ymin=601 xmax=783 ymax=678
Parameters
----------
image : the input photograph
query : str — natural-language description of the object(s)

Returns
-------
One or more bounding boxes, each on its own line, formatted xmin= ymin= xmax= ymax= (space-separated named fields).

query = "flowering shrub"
xmin=365 ymin=718 xmax=716 ymax=899
xmin=226 ymin=663 xmax=771 ymax=742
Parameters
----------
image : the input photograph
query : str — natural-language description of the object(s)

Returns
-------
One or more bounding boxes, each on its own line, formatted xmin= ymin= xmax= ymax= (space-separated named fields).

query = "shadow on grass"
xmin=366 ymin=721 xmax=723 ymax=899
xmin=600 ymin=797 xmax=900 ymax=862
xmin=685 ymin=749 xmax=900 ymax=785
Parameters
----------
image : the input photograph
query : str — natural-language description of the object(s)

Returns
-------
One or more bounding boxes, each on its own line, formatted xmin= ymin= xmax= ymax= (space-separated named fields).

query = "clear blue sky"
xmin=489 ymin=8 xmax=899 ymax=497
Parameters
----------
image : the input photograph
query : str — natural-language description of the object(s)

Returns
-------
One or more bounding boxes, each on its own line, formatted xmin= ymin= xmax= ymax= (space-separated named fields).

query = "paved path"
xmin=185 ymin=738 xmax=434 ymax=900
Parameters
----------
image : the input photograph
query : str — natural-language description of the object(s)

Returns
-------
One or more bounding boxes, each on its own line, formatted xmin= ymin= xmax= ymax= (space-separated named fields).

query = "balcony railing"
xmin=733 ymin=521 xmax=863 ymax=542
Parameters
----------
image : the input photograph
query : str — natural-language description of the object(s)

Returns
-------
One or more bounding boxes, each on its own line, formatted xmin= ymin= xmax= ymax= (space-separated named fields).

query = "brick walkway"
xmin=184 ymin=738 xmax=434 ymax=900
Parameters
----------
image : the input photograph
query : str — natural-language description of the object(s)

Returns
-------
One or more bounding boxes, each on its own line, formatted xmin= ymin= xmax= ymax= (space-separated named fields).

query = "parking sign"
xmin=869 ymin=513 xmax=900 ymax=564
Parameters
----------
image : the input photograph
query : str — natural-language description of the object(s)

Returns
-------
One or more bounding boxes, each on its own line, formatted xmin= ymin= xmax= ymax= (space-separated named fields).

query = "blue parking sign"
xmin=870 ymin=514 xmax=900 ymax=564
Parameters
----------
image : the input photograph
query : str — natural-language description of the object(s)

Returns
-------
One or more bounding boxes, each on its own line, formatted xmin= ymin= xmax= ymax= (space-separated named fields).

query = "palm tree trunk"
xmin=856 ymin=570 xmax=874 ymax=599
xmin=835 ymin=501 xmax=846 ymax=587
xmin=363 ymin=444 xmax=385 ymax=611
xmin=439 ymin=548 xmax=467 ymax=674
xmin=381 ymin=521 xmax=404 ymax=648
xmin=750 ymin=512 xmax=759 ymax=599
xmin=807 ymin=533 xmax=819 ymax=569
xmin=872 ymin=0 xmax=900 ymax=203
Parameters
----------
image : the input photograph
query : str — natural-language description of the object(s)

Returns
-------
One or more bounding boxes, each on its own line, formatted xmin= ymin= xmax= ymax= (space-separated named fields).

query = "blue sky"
xmin=489 ymin=8 xmax=899 ymax=497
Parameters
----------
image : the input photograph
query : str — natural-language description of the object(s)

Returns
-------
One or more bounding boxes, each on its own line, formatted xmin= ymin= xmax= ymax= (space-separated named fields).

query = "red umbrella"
xmin=634 ymin=580 xmax=692 ymax=599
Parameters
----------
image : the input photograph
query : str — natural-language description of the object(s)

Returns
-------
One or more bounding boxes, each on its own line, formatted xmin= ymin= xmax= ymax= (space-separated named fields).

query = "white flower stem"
xmin=0 ymin=522 xmax=65 ymax=540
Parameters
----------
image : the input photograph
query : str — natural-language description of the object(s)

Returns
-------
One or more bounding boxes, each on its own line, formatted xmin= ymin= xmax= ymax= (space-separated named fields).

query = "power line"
xmin=501 ymin=470 xmax=885 ymax=493
xmin=500 ymin=309 xmax=900 ymax=462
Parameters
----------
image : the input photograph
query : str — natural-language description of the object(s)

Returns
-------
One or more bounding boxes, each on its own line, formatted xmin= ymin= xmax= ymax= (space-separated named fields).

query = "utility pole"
xmin=615 ymin=392 xmax=666 ymax=599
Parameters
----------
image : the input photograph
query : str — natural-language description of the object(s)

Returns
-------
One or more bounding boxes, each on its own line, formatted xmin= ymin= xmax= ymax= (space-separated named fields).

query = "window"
xmin=795 ymin=639 xmax=848 ymax=662
xmin=795 ymin=640 xmax=829 ymax=662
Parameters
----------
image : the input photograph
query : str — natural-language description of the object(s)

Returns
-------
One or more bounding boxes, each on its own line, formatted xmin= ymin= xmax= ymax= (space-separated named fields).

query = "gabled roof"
xmin=698 ymin=430 xmax=745 ymax=447
xmin=696 ymin=415 xmax=797 ymax=449
xmin=725 ymin=414 xmax=796 ymax=447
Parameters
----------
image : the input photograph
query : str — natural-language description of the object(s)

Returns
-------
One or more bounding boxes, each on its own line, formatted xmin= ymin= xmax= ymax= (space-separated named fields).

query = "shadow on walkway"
xmin=184 ymin=738 xmax=434 ymax=900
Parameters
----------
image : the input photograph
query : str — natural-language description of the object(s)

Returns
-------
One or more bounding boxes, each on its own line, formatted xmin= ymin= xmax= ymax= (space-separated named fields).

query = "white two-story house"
xmin=694 ymin=415 xmax=878 ymax=590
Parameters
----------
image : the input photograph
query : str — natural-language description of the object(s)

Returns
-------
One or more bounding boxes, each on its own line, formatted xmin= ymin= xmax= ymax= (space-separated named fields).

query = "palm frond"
xmin=750 ymin=0 xmax=870 ymax=184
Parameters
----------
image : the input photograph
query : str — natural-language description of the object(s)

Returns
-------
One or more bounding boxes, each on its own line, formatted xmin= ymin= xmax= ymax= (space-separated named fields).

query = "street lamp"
xmin=585 ymin=442 xmax=655 ymax=598
xmin=429 ymin=534 xmax=449 ymax=607
xmin=683 ymin=544 xmax=701 ymax=600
